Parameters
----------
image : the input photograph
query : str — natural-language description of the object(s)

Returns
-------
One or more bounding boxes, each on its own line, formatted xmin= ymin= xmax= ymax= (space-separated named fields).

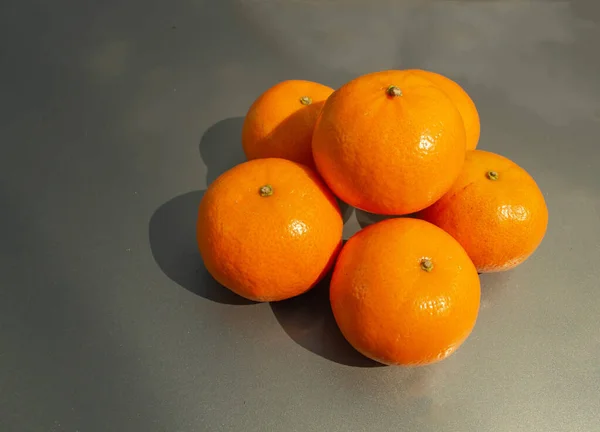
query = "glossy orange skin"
xmin=197 ymin=158 xmax=343 ymax=302
xmin=410 ymin=69 xmax=480 ymax=150
xmin=312 ymin=69 xmax=466 ymax=216
xmin=242 ymin=80 xmax=334 ymax=169
xmin=419 ymin=150 xmax=549 ymax=273
xmin=330 ymin=218 xmax=480 ymax=366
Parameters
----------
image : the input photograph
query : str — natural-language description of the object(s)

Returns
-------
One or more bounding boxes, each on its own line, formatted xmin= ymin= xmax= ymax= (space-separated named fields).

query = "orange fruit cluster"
xmin=196 ymin=70 xmax=548 ymax=366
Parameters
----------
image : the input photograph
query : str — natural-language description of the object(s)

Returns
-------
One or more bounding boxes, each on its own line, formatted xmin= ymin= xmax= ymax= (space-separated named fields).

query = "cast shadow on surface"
xmin=149 ymin=190 xmax=256 ymax=305
xmin=149 ymin=191 xmax=377 ymax=365
xmin=355 ymin=208 xmax=398 ymax=229
xmin=199 ymin=117 xmax=247 ymax=186
xmin=338 ymin=200 xmax=355 ymax=225
xmin=270 ymin=273 xmax=383 ymax=368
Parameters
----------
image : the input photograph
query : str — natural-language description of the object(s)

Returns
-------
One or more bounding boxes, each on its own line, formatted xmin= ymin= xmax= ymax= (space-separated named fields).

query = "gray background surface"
xmin=1 ymin=1 xmax=599 ymax=431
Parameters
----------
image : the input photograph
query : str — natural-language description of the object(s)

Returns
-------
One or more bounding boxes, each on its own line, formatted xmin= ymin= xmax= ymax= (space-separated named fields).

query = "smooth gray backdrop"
xmin=2 ymin=1 xmax=599 ymax=431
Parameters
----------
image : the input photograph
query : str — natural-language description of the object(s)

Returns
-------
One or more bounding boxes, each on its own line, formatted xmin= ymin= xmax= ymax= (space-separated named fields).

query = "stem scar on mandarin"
xmin=420 ymin=258 xmax=434 ymax=272
xmin=259 ymin=184 xmax=274 ymax=197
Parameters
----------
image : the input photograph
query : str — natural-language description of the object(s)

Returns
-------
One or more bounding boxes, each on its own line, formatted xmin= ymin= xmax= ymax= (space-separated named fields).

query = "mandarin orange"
xmin=312 ymin=69 xmax=466 ymax=215
xmin=409 ymin=69 xmax=480 ymax=150
xmin=330 ymin=218 xmax=481 ymax=366
xmin=419 ymin=150 xmax=548 ymax=273
xmin=242 ymin=80 xmax=334 ymax=168
xmin=196 ymin=158 xmax=343 ymax=302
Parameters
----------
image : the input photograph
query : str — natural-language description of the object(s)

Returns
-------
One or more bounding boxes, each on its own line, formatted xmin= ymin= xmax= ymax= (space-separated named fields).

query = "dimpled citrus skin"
xmin=330 ymin=218 xmax=481 ymax=366
xmin=196 ymin=158 xmax=343 ymax=302
xmin=419 ymin=150 xmax=549 ymax=273
xmin=312 ymin=69 xmax=466 ymax=216
xmin=242 ymin=80 xmax=334 ymax=169
xmin=409 ymin=69 xmax=480 ymax=150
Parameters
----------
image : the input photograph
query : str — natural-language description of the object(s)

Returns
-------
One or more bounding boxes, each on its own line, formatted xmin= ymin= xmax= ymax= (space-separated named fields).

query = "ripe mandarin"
xmin=419 ymin=150 xmax=548 ymax=273
xmin=312 ymin=69 xmax=466 ymax=215
xmin=197 ymin=158 xmax=343 ymax=302
xmin=330 ymin=218 xmax=481 ymax=366
xmin=409 ymin=69 xmax=480 ymax=150
xmin=242 ymin=80 xmax=334 ymax=168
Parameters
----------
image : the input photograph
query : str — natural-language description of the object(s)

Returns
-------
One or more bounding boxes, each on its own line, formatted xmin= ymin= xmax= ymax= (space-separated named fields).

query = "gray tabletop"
xmin=2 ymin=1 xmax=599 ymax=431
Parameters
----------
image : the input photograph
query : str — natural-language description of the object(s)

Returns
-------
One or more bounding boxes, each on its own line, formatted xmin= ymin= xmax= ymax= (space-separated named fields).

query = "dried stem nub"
xmin=299 ymin=96 xmax=312 ymax=105
xmin=259 ymin=184 xmax=274 ymax=197
xmin=387 ymin=85 xmax=402 ymax=97
xmin=420 ymin=258 xmax=434 ymax=272
xmin=487 ymin=171 xmax=499 ymax=181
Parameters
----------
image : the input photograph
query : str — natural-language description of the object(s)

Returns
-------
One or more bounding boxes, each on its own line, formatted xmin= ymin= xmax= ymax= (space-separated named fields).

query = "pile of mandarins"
xmin=196 ymin=70 xmax=548 ymax=366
